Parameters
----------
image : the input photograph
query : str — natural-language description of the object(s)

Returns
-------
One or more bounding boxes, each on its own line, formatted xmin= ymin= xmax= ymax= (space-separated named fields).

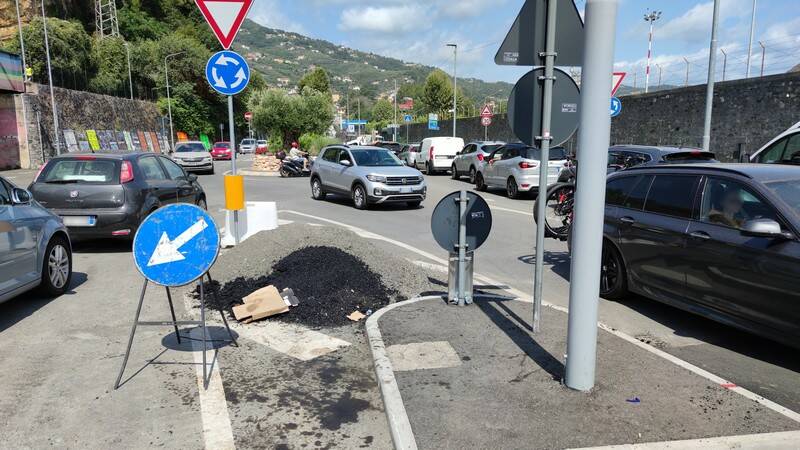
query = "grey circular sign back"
xmin=508 ymin=67 xmax=581 ymax=147
xmin=431 ymin=191 xmax=493 ymax=252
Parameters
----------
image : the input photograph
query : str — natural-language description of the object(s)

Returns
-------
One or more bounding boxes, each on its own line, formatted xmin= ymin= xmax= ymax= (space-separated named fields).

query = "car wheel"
xmin=469 ymin=166 xmax=477 ymax=184
xmin=208 ymin=166 xmax=215 ymax=175
xmin=196 ymin=197 xmax=207 ymax=210
xmin=40 ymin=235 xmax=72 ymax=296
xmin=600 ymin=241 xmax=628 ymax=300
xmin=507 ymin=177 xmax=520 ymax=199
xmin=352 ymin=184 xmax=368 ymax=210
xmin=407 ymin=201 xmax=421 ymax=209
xmin=311 ymin=177 xmax=326 ymax=200
xmin=451 ymin=165 xmax=459 ymax=180
xmin=475 ymin=173 xmax=487 ymax=192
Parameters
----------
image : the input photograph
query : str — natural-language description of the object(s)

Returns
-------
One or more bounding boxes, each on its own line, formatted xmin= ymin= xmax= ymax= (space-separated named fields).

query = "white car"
xmin=451 ymin=141 xmax=505 ymax=183
xmin=414 ymin=137 xmax=465 ymax=175
xmin=171 ymin=141 xmax=214 ymax=174
xmin=475 ymin=143 xmax=568 ymax=199
xmin=239 ymin=138 xmax=257 ymax=154
xmin=750 ymin=121 xmax=800 ymax=164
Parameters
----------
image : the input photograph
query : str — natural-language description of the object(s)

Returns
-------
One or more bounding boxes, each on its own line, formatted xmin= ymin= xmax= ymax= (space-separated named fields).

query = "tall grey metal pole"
xmin=393 ymin=80 xmax=398 ymax=142
xmin=164 ymin=51 xmax=184 ymax=152
xmin=702 ymin=0 xmax=721 ymax=153
xmin=124 ymin=42 xmax=133 ymax=100
xmin=457 ymin=190 xmax=468 ymax=306
xmin=447 ymin=43 xmax=458 ymax=138
xmin=41 ymin=0 xmax=60 ymax=156
xmin=228 ymin=95 xmax=240 ymax=245
xmin=532 ymin=0 xmax=558 ymax=333
xmin=15 ymin=0 xmax=27 ymax=81
xmin=745 ymin=0 xmax=757 ymax=78
xmin=565 ymin=0 xmax=619 ymax=392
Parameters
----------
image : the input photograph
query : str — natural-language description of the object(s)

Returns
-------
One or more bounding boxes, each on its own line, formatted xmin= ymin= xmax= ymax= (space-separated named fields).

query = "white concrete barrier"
xmin=221 ymin=202 xmax=278 ymax=247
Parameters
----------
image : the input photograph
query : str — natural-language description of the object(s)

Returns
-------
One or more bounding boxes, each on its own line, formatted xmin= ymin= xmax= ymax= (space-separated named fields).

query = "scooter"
xmin=277 ymin=151 xmax=311 ymax=178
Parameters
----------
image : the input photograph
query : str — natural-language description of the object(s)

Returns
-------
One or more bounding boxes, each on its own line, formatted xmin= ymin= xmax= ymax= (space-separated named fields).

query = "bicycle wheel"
xmin=534 ymin=183 xmax=575 ymax=240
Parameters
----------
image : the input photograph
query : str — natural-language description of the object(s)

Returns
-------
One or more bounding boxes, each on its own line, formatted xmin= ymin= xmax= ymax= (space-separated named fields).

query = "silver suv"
xmin=451 ymin=141 xmax=505 ymax=183
xmin=311 ymin=145 xmax=427 ymax=210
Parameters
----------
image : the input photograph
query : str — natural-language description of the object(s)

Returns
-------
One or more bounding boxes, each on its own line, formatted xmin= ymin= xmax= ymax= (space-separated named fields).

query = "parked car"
xmin=256 ymin=140 xmax=269 ymax=154
xmin=601 ymin=164 xmax=800 ymax=348
xmin=398 ymin=143 xmax=420 ymax=167
xmin=210 ymin=142 xmax=232 ymax=161
xmin=0 ymin=176 xmax=72 ymax=303
xmin=475 ymin=143 xmax=568 ymax=198
xmin=374 ymin=141 xmax=403 ymax=155
xmin=310 ymin=145 xmax=427 ymax=210
xmin=749 ymin=121 xmax=800 ymax=165
xmin=29 ymin=153 xmax=207 ymax=240
xmin=558 ymin=145 xmax=718 ymax=183
xmin=171 ymin=141 xmax=214 ymax=174
xmin=414 ymin=137 xmax=465 ymax=175
xmin=239 ymin=138 xmax=257 ymax=154
xmin=451 ymin=141 xmax=506 ymax=183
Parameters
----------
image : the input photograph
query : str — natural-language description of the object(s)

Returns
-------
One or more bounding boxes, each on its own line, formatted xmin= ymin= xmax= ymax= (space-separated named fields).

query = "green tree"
xmin=249 ymin=88 xmax=334 ymax=147
xmin=298 ymin=67 xmax=331 ymax=94
xmin=370 ymin=99 xmax=394 ymax=130
xmin=421 ymin=69 xmax=453 ymax=118
xmin=89 ymin=36 xmax=127 ymax=95
xmin=158 ymin=82 xmax=214 ymax=136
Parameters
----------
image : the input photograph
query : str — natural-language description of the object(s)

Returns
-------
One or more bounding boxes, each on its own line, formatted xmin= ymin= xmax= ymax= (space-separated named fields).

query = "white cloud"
xmin=248 ymin=0 xmax=307 ymax=35
xmin=339 ymin=5 xmax=431 ymax=33
xmin=657 ymin=0 xmax=750 ymax=44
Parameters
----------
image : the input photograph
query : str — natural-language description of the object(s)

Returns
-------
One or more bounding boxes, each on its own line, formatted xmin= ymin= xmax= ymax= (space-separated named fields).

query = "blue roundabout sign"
xmin=205 ymin=50 xmax=251 ymax=96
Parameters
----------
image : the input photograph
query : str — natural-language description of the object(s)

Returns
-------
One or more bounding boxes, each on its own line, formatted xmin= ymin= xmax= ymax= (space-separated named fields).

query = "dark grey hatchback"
xmin=601 ymin=164 xmax=800 ymax=348
xmin=29 ymin=153 xmax=207 ymax=240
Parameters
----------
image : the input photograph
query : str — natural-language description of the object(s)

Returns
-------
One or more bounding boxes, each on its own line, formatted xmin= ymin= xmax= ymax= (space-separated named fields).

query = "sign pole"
xmin=533 ymin=0 xmax=558 ymax=334
xmin=457 ymin=190 xmax=468 ymax=306
xmin=227 ymin=95 xmax=239 ymax=244
xmin=565 ymin=0 xmax=619 ymax=392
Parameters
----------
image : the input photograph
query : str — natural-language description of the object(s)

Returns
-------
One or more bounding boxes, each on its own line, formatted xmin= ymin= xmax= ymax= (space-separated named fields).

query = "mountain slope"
xmin=235 ymin=20 xmax=513 ymax=103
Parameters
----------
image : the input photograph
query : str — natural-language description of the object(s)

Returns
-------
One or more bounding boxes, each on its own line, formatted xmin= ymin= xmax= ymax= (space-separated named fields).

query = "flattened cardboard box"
xmin=233 ymin=285 xmax=289 ymax=323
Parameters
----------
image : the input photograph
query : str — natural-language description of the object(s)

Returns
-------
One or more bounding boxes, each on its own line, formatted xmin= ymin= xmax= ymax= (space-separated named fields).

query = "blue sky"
xmin=248 ymin=0 xmax=800 ymax=86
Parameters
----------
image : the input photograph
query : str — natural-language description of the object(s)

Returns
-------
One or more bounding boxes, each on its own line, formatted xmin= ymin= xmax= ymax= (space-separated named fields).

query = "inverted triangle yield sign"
xmin=195 ymin=0 xmax=254 ymax=49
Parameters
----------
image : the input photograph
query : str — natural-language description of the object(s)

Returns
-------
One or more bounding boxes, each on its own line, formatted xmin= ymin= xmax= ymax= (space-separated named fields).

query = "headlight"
xmin=366 ymin=175 xmax=387 ymax=183
xmin=203 ymin=157 xmax=212 ymax=162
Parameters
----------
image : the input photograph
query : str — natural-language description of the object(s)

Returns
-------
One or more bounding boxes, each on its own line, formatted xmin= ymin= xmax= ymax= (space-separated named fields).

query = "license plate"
xmin=62 ymin=216 xmax=97 ymax=227
xmin=400 ymin=187 xmax=412 ymax=194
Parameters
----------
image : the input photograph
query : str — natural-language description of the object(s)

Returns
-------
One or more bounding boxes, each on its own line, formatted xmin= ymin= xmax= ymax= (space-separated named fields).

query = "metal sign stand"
xmin=227 ymin=95 xmax=240 ymax=245
xmin=114 ymin=271 xmax=237 ymax=390
xmin=455 ymin=190 xmax=470 ymax=306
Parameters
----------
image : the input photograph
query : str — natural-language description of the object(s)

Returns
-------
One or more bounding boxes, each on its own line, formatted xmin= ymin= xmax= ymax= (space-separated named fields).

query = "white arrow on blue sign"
xmin=133 ymin=204 xmax=220 ymax=287
xmin=205 ymin=50 xmax=250 ymax=96
xmin=610 ymin=97 xmax=622 ymax=118
xmin=404 ymin=114 xmax=413 ymax=123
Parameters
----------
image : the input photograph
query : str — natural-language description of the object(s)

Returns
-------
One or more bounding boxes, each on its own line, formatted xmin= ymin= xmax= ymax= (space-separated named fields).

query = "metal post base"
xmin=114 ymin=273 xmax=237 ymax=390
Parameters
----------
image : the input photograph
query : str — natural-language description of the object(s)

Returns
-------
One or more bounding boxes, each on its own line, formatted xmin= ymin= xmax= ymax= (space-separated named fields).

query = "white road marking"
xmin=281 ymin=209 xmax=800 ymax=424
xmin=491 ymin=205 xmax=534 ymax=217
xmin=277 ymin=219 xmax=294 ymax=226
xmin=189 ymin=328 xmax=236 ymax=450
xmin=387 ymin=341 xmax=462 ymax=372
xmin=228 ymin=321 xmax=351 ymax=361
xmin=569 ymin=430 xmax=800 ymax=450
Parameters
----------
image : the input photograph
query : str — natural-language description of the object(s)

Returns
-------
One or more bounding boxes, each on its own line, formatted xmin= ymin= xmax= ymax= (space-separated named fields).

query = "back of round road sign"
xmin=133 ymin=203 xmax=220 ymax=287
xmin=431 ymin=192 xmax=493 ymax=252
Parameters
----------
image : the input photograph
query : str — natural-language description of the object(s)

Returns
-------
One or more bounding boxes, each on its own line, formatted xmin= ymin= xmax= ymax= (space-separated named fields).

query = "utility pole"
xmin=643 ymin=10 xmax=662 ymax=94
xmin=759 ymin=41 xmax=766 ymax=77
xmin=565 ymin=0 xmax=620 ymax=392
xmin=124 ymin=42 xmax=133 ymax=100
xmin=720 ymin=48 xmax=727 ymax=82
xmin=447 ymin=43 xmax=458 ymax=138
xmin=14 ymin=0 xmax=27 ymax=81
xmin=357 ymin=98 xmax=361 ymax=136
xmin=684 ymin=58 xmax=690 ymax=86
xmin=746 ymin=0 xmax=757 ymax=78
xmin=656 ymin=64 xmax=663 ymax=88
xmin=41 ymin=0 xmax=61 ymax=156
xmin=702 ymin=0 xmax=721 ymax=153
xmin=165 ymin=51 xmax=185 ymax=151
xmin=393 ymin=79 xmax=398 ymax=142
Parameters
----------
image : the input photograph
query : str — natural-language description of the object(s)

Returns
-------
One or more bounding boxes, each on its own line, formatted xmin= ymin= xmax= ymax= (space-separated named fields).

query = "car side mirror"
xmin=741 ymin=219 xmax=793 ymax=240
xmin=187 ymin=174 xmax=198 ymax=182
xmin=340 ymin=160 xmax=352 ymax=167
xmin=11 ymin=188 xmax=32 ymax=205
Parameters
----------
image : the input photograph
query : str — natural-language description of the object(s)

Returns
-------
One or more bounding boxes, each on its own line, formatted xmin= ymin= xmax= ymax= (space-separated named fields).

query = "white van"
xmin=749 ymin=121 xmax=800 ymax=164
xmin=415 ymin=137 xmax=465 ymax=175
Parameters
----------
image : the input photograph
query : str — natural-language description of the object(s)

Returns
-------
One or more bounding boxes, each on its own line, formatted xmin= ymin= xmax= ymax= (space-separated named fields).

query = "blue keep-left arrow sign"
xmin=206 ymin=50 xmax=250 ymax=96
xmin=610 ymin=97 xmax=622 ymax=118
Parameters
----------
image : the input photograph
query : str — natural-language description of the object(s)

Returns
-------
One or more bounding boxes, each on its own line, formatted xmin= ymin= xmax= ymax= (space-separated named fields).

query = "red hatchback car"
xmin=211 ymin=142 xmax=232 ymax=160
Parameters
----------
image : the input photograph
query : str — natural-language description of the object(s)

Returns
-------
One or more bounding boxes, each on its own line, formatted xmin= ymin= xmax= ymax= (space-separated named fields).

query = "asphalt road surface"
xmin=0 ymin=159 xmax=796 ymax=448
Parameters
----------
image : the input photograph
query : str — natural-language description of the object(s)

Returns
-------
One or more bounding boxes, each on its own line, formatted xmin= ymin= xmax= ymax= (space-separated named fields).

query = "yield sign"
xmin=195 ymin=0 xmax=254 ymax=49
xmin=480 ymin=105 xmax=494 ymax=118
xmin=611 ymin=72 xmax=626 ymax=97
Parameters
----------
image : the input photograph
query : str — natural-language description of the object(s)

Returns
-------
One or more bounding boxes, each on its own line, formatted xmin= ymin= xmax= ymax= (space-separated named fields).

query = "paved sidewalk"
xmin=369 ymin=296 xmax=800 ymax=450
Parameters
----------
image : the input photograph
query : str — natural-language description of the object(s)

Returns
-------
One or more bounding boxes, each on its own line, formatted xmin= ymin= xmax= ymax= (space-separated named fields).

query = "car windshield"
xmin=175 ymin=143 xmax=206 ymax=153
xmin=765 ymin=179 xmax=800 ymax=220
xmin=242 ymin=139 xmax=255 ymax=145
xmin=257 ymin=141 xmax=267 ymax=145
xmin=351 ymin=149 xmax=404 ymax=167
xmin=522 ymin=147 xmax=568 ymax=161
xmin=214 ymin=143 xmax=230 ymax=149
xmin=41 ymin=159 xmax=118 ymax=184
xmin=482 ymin=144 xmax=503 ymax=153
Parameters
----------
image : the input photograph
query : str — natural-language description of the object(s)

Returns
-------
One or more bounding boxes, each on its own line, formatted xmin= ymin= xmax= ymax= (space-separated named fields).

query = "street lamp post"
xmin=746 ymin=0 xmax=757 ymax=78
xmin=393 ymin=79 xmax=398 ymax=142
xmin=124 ymin=42 xmax=133 ymax=100
xmin=41 ymin=0 xmax=61 ymax=156
xmin=164 ymin=51 xmax=185 ymax=152
xmin=721 ymin=48 xmax=727 ymax=81
xmin=656 ymin=64 xmax=663 ymax=88
xmin=446 ymin=43 xmax=458 ymax=138
xmin=14 ymin=0 xmax=27 ymax=81
xmin=702 ymin=0 xmax=721 ymax=153
xmin=643 ymin=10 xmax=662 ymax=94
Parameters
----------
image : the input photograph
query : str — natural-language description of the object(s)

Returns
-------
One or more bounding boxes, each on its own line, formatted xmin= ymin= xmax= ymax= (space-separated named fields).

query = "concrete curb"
xmin=235 ymin=169 xmax=281 ymax=177
xmin=366 ymin=296 xmax=442 ymax=450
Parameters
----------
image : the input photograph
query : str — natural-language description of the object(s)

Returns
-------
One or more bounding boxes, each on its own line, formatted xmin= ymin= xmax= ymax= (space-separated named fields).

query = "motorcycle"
xmin=276 ymin=151 xmax=311 ymax=178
